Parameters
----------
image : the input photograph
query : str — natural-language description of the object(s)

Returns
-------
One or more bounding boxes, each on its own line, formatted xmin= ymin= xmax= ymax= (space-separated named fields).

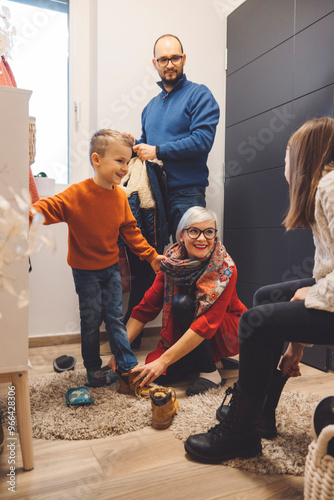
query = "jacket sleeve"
xmin=131 ymin=273 xmax=165 ymax=323
xmin=305 ymin=179 xmax=334 ymax=312
xmin=119 ymin=196 xmax=158 ymax=263
xmin=190 ymin=270 xmax=237 ymax=339
xmin=158 ymin=86 xmax=220 ymax=160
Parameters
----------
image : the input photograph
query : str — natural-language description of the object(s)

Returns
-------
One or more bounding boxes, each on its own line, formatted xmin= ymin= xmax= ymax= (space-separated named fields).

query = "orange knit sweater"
xmin=30 ymin=178 xmax=158 ymax=270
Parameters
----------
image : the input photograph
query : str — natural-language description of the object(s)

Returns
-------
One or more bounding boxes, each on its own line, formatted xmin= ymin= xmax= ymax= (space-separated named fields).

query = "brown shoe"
xmin=150 ymin=386 xmax=178 ymax=430
xmin=118 ymin=371 xmax=152 ymax=398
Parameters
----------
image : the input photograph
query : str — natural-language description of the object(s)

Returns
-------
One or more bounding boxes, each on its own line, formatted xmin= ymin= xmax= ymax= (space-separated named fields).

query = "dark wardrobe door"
xmin=225 ymin=0 xmax=334 ymax=371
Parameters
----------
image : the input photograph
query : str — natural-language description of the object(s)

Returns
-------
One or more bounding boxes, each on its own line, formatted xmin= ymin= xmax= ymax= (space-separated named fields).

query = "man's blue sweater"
xmin=139 ymin=74 xmax=220 ymax=190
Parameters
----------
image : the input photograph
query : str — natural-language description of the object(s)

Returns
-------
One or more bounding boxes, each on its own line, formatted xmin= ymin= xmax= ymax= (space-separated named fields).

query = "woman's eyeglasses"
xmin=185 ymin=227 xmax=217 ymax=240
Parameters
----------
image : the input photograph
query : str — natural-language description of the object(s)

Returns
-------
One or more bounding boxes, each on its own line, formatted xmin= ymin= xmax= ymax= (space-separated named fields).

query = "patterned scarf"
xmin=160 ymin=240 xmax=235 ymax=329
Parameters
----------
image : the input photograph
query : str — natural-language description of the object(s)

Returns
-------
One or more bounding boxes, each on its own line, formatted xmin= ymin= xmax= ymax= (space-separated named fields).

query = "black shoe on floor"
xmin=53 ymin=355 xmax=77 ymax=373
xmin=186 ymin=377 xmax=227 ymax=396
xmin=220 ymin=358 xmax=239 ymax=370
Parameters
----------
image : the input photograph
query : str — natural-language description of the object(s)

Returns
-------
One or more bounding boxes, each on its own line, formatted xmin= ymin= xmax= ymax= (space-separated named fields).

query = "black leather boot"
xmin=216 ymin=369 xmax=288 ymax=440
xmin=258 ymin=369 xmax=289 ymax=439
xmin=184 ymin=383 xmax=266 ymax=464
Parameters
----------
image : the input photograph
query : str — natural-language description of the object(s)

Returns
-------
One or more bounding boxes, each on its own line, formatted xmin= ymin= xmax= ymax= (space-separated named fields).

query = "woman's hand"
xmin=130 ymin=330 xmax=203 ymax=387
xmin=290 ymin=286 xmax=312 ymax=302
xmin=279 ymin=342 xmax=304 ymax=377
xmin=130 ymin=359 xmax=167 ymax=386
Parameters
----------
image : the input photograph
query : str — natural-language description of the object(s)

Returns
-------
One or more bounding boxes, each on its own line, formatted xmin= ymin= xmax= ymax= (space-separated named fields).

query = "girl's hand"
xmin=286 ymin=362 xmax=302 ymax=377
xmin=130 ymin=359 xmax=167 ymax=386
xmin=279 ymin=342 xmax=304 ymax=377
xmin=290 ymin=286 xmax=312 ymax=302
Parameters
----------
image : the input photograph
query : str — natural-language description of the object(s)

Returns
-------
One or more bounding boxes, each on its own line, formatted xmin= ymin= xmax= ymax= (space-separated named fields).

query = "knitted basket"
xmin=304 ymin=424 xmax=334 ymax=500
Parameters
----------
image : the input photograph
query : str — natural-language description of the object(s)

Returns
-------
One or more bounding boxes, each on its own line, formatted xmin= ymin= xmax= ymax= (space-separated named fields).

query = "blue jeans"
xmin=168 ymin=187 xmax=206 ymax=242
xmin=72 ymin=263 xmax=138 ymax=373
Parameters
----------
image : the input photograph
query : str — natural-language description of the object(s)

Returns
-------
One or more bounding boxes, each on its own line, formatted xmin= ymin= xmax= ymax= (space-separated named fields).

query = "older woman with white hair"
xmin=128 ymin=206 xmax=246 ymax=395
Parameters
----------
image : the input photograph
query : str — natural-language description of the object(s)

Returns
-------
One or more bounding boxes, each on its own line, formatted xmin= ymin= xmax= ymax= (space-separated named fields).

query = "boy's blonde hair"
xmin=89 ymin=129 xmax=133 ymax=166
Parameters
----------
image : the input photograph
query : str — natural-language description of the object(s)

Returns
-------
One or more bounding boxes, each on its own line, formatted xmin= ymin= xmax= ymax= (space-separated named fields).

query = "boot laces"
xmin=221 ymin=386 xmax=234 ymax=406
xmin=134 ymin=381 xmax=152 ymax=399
xmin=119 ymin=372 xmax=152 ymax=398
xmin=210 ymin=386 xmax=238 ymax=438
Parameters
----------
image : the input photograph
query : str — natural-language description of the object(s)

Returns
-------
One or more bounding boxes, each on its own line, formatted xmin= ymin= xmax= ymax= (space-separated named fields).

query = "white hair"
xmin=175 ymin=206 xmax=218 ymax=245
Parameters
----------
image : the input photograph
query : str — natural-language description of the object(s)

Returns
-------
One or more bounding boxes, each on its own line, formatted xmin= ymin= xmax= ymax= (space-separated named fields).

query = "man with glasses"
xmin=124 ymin=35 xmax=220 ymax=349
xmin=132 ymin=34 xmax=220 ymax=241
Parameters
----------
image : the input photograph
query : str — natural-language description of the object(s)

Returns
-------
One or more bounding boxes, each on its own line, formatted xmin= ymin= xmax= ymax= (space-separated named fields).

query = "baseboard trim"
xmin=29 ymin=326 xmax=161 ymax=348
xmin=29 ymin=333 xmax=88 ymax=349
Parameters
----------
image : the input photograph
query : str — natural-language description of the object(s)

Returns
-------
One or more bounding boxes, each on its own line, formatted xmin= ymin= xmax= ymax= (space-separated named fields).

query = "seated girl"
xmin=184 ymin=117 xmax=334 ymax=464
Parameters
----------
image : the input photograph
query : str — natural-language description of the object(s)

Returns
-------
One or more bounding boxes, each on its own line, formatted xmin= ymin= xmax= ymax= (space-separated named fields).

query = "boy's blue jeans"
xmin=72 ymin=263 xmax=138 ymax=373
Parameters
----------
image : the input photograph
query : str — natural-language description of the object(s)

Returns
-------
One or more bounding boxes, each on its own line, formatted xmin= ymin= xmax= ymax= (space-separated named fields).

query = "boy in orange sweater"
xmin=30 ymin=129 xmax=165 ymax=387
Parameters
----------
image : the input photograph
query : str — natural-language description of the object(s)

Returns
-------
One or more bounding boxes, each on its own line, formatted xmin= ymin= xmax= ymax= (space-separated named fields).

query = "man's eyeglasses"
xmin=185 ymin=227 xmax=218 ymax=240
xmin=156 ymin=55 xmax=183 ymax=68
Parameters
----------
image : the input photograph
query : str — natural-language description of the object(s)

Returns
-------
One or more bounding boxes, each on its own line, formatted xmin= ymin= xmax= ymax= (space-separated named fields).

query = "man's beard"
xmin=161 ymin=69 xmax=183 ymax=88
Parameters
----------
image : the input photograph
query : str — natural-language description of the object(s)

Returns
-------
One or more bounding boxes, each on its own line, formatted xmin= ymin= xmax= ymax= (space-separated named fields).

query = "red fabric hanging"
xmin=29 ymin=167 xmax=39 ymax=203
xmin=0 ymin=55 xmax=17 ymax=86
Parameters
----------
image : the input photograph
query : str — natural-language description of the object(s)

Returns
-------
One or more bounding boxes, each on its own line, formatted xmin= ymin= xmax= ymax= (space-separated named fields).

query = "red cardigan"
xmin=131 ymin=268 xmax=247 ymax=361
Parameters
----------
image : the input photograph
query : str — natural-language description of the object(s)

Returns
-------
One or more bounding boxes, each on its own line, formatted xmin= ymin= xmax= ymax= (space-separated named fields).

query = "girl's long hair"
xmin=284 ymin=117 xmax=334 ymax=230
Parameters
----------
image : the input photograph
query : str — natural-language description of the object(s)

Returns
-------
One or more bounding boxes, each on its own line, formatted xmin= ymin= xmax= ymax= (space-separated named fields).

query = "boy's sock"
xmin=199 ymin=369 xmax=221 ymax=385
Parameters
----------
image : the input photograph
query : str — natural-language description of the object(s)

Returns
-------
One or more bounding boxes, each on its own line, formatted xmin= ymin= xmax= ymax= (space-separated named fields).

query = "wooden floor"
xmin=1 ymin=332 xmax=334 ymax=500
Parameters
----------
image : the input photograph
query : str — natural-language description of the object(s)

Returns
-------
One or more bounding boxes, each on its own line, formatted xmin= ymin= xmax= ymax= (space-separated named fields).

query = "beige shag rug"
xmin=0 ymin=370 xmax=320 ymax=475
xmin=170 ymin=386 xmax=321 ymax=476
xmin=0 ymin=370 xmax=152 ymax=441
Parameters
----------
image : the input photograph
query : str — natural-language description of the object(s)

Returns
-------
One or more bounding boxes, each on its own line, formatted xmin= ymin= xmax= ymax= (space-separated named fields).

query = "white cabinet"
xmin=0 ymin=86 xmax=34 ymax=470
xmin=0 ymin=86 xmax=30 ymax=373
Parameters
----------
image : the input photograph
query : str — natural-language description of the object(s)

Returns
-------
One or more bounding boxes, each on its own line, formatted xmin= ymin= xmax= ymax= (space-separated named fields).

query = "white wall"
xmin=96 ymin=0 xmax=227 ymax=226
xmin=28 ymin=223 xmax=80 ymax=337
xmin=29 ymin=0 xmax=245 ymax=338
